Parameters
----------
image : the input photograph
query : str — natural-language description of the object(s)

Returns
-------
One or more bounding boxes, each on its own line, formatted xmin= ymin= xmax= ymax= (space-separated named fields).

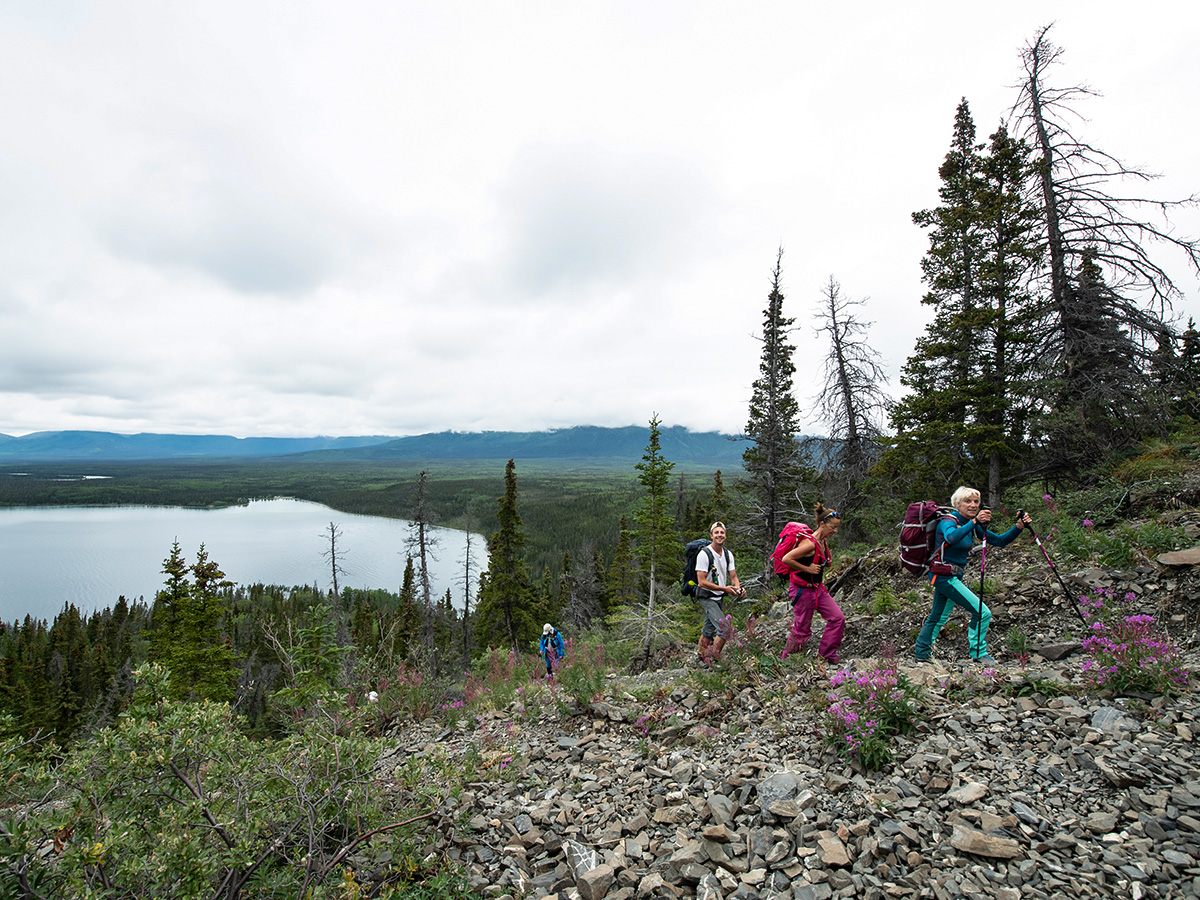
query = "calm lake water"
xmin=0 ymin=499 xmax=486 ymax=623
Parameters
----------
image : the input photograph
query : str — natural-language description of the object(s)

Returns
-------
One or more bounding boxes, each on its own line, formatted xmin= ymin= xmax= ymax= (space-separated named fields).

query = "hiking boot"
xmin=974 ymin=655 xmax=998 ymax=666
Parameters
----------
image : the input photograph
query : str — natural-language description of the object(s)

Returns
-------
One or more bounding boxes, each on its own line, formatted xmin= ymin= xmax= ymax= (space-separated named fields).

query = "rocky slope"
xmin=379 ymin=536 xmax=1200 ymax=900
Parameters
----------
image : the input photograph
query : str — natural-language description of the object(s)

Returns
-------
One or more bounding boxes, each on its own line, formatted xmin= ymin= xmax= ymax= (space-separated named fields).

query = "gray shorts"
xmin=698 ymin=595 xmax=724 ymax=639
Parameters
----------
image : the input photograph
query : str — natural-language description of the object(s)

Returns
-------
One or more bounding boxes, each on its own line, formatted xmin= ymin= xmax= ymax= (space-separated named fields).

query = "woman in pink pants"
xmin=780 ymin=504 xmax=845 ymax=664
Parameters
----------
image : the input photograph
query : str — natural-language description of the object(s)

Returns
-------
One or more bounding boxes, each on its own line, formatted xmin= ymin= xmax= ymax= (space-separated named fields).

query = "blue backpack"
xmin=681 ymin=539 xmax=729 ymax=597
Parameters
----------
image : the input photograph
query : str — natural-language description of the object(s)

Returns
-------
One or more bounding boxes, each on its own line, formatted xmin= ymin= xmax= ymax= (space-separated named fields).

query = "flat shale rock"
xmin=949 ymin=825 xmax=1024 ymax=859
xmin=1158 ymin=547 xmax=1200 ymax=566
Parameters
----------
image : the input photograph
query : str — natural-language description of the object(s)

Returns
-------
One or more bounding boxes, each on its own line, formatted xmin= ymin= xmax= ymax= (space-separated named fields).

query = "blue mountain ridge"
xmin=0 ymin=426 xmax=747 ymax=467
xmin=0 ymin=431 xmax=398 ymax=461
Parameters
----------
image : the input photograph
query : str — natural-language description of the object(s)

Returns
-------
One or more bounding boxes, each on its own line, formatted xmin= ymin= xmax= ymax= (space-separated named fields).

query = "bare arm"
xmin=781 ymin=539 xmax=821 ymax=577
xmin=696 ymin=552 xmax=745 ymax=597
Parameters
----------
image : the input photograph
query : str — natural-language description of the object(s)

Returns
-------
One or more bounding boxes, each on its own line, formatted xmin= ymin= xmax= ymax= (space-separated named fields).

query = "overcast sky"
xmin=3 ymin=1 xmax=1198 ymax=439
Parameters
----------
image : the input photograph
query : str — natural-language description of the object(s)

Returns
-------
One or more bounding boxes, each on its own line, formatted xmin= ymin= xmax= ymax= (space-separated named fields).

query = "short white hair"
xmin=950 ymin=486 xmax=981 ymax=508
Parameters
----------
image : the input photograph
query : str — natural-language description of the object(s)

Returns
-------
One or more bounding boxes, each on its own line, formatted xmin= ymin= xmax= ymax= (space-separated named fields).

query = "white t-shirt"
xmin=696 ymin=545 xmax=735 ymax=597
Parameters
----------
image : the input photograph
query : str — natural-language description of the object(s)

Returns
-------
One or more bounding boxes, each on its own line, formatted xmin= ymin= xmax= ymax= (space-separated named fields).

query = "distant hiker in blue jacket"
xmin=914 ymin=486 xmax=1031 ymax=664
xmin=540 ymin=623 xmax=566 ymax=677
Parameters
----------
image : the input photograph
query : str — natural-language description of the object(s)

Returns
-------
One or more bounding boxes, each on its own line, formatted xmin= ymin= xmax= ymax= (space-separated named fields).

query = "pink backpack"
xmin=771 ymin=521 xmax=815 ymax=581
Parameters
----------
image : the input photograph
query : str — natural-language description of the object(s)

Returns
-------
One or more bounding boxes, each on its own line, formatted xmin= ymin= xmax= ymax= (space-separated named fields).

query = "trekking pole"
xmin=1021 ymin=513 xmax=1088 ymax=625
xmin=978 ymin=509 xmax=989 ymax=599
xmin=977 ymin=511 xmax=988 ymax=660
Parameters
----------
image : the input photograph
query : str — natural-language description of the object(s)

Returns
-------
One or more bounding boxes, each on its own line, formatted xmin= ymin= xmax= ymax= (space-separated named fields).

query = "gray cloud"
xmin=496 ymin=144 xmax=721 ymax=298
xmin=94 ymin=130 xmax=374 ymax=296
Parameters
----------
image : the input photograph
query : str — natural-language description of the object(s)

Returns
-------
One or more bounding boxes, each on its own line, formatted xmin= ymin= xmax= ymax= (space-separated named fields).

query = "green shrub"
xmin=1 ymin=664 xmax=464 ymax=899
xmin=555 ymin=637 xmax=610 ymax=707
xmin=868 ymin=582 xmax=903 ymax=615
xmin=1004 ymin=625 xmax=1030 ymax=656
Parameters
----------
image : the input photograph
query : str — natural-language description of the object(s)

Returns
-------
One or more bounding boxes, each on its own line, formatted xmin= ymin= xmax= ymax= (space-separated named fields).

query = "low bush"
xmin=0 ymin=664 xmax=470 ymax=900
xmin=555 ymin=637 xmax=610 ymax=707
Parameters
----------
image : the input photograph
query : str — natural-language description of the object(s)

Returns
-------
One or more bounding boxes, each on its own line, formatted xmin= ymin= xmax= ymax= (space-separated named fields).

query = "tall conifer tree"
xmin=887 ymin=105 xmax=1038 ymax=503
xmin=605 ymin=516 xmax=639 ymax=612
xmin=741 ymin=248 xmax=805 ymax=578
xmin=888 ymin=99 xmax=985 ymax=493
xmin=149 ymin=543 xmax=235 ymax=703
xmin=474 ymin=459 xmax=535 ymax=654
xmin=632 ymin=415 xmax=678 ymax=668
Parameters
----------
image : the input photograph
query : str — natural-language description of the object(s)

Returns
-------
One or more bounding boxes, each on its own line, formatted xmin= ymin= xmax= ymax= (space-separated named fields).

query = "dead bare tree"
xmin=319 ymin=522 xmax=353 ymax=654
xmin=457 ymin=503 xmax=480 ymax=670
xmin=558 ymin=545 xmax=605 ymax=633
xmin=404 ymin=471 xmax=440 ymax=669
xmin=321 ymin=522 xmax=347 ymax=600
xmin=808 ymin=275 xmax=889 ymax=529
xmin=1012 ymin=24 xmax=1200 ymax=478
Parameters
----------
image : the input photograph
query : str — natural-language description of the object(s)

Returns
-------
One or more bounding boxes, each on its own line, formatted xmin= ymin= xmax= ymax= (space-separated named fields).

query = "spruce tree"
xmin=888 ymin=99 xmax=985 ymax=493
xmin=395 ymin=557 xmax=418 ymax=662
xmin=474 ymin=459 xmax=535 ymax=654
xmin=405 ymin=471 xmax=439 ymax=664
xmin=149 ymin=543 xmax=236 ymax=703
xmin=973 ymin=123 xmax=1040 ymax=499
xmin=632 ymin=415 xmax=679 ymax=668
xmin=605 ymin=516 xmax=640 ymax=613
xmin=741 ymin=249 xmax=805 ymax=578
xmin=1037 ymin=249 xmax=1150 ymax=473
xmin=1180 ymin=319 xmax=1200 ymax=419
xmin=887 ymin=105 xmax=1039 ymax=504
xmin=1013 ymin=25 xmax=1198 ymax=478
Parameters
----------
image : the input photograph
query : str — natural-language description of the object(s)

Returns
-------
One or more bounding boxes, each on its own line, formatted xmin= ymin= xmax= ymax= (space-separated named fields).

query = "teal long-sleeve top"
xmin=935 ymin=511 xmax=1023 ymax=569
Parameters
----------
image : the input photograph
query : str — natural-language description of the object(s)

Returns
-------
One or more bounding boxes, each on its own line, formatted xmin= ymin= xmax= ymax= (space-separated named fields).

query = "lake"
xmin=0 ymin=499 xmax=487 ymax=623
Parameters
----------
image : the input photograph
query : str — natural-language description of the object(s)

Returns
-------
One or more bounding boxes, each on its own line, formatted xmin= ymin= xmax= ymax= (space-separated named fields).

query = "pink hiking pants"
xmin=783 ymin=583 xmax=845 ymax=663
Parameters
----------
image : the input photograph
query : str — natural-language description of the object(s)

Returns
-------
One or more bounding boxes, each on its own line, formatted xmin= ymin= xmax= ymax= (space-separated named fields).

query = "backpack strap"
xmin=791 ymin=537 xmax=827 ymax=588
xmin=697 ymin=546 xmax=729 ymax=595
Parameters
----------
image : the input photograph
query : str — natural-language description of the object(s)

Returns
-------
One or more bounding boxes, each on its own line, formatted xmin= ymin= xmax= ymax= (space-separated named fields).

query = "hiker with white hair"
xmin=914 ymin=486 xmax=1031 ymax=665
xmin=539 ymin=623 xmax=566 ymax=677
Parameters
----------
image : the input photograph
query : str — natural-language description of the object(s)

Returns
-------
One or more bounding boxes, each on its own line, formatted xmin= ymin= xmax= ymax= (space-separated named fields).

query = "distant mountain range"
xmin=0 ymin=427 xmax=747 ymax=468
xmin=0 ymin=431 xmax=395 ymax=461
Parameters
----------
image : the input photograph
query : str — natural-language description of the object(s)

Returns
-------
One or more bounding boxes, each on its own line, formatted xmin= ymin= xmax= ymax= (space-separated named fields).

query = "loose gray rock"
xmin=946 ymin=781 xmax=988 ymax=804
xmin=578 ymin=863 xmax=615 ymax=900
xmin=1091 ymin=706 xmax=1138 ymax=735
xmin=1037 ymin=642 xmax=1081 ymax=661
xmin=949 ymin=825 xmax=1023 ymax=859
xmin=756 ymin=770 xmax=801 ymax=813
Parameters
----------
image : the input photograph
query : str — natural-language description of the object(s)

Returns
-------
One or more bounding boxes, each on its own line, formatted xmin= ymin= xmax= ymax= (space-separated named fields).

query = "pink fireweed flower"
xmin=1080 ymin=588 xmax=1188 ymax=692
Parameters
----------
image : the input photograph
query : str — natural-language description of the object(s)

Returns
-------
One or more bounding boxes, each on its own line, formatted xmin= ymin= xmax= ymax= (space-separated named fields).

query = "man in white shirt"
xmin=695 ymin=521 xmax=744 ymax=664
